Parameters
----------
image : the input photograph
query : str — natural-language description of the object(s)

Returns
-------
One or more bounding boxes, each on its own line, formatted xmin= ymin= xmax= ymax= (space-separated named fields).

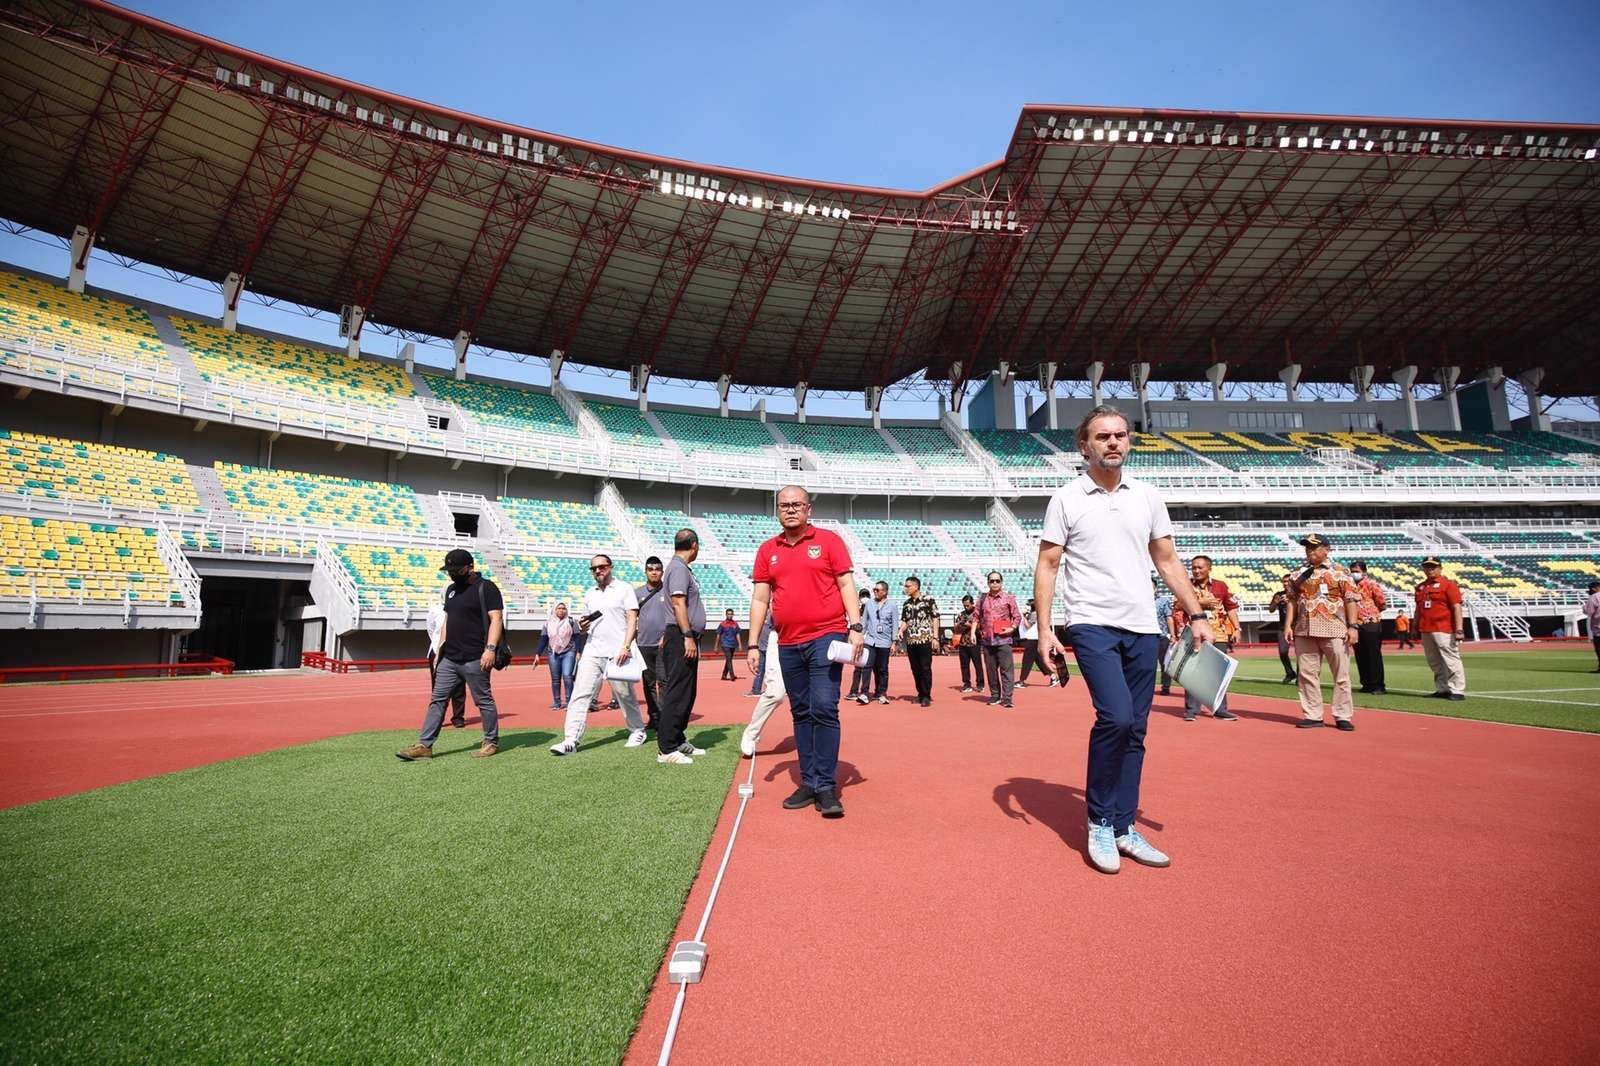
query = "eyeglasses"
xmin=777 ymin=502 xmax=808 ymax=511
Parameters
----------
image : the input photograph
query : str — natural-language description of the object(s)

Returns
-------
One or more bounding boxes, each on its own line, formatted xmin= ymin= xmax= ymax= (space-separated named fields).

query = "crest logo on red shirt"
xmin=769 ymin=554 xmax=778 ymax=565
xmin=807 ymin=546 xmax=822 ymax=559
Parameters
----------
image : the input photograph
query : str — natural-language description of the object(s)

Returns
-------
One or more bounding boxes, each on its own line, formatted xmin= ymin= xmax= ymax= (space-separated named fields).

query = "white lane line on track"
xmin=1238 ymin=672 xmax=1600 ymax=708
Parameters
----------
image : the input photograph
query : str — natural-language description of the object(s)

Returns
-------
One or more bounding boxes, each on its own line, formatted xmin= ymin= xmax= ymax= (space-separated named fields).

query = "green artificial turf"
xmin=1 ymin=726 xmax=737 ymax=1065
xmin=1228 ymin=647 xmax=1600 ymax=732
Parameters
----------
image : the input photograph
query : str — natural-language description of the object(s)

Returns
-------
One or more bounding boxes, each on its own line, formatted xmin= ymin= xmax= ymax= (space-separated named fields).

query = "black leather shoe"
xmin=815 ymin=789 xmax=844 ymax=818
xmin=1430 ymin=692 xmax=1451 ymax=699
xmin=1296 ymin=719 xmax=1324 ymax=728
xmin=1336 ymin=719 xmax=1355 ymax=731
xmin=1370 ymin=687 xmax=1387 ymax=695
xmin=918 ymin=696 xmax=930 ymax=707
xmin=1447 ymin=693 xmax=1466 ymax=701
xmin=782 ymin=787 xmax=818 ymax=810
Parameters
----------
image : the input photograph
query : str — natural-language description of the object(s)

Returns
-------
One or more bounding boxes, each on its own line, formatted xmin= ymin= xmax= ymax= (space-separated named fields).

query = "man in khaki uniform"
xmin=1284 ymin=533 xmax=1362 ymax=732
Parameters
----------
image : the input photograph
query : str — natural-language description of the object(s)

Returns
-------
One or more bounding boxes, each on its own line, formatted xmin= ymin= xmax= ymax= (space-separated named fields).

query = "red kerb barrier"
xmin=300 ymin=653 xmax=537 ymax=674
xmin=0 ymin=658 xmax=236 ymax=684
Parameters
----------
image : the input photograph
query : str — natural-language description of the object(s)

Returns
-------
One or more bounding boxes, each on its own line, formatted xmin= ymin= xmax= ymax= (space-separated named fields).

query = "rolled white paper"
xmin=827 ymin=640 xmax=869 ymax=667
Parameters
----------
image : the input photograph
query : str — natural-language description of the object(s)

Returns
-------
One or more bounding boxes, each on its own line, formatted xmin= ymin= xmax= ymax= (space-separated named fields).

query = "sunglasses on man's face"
xmin=590 ymin=564 xmax=610 ymax=572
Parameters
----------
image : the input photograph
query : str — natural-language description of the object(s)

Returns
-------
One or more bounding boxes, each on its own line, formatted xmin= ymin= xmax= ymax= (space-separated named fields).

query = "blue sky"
xmin=3 ymin=0 xmax=1596 ymax=418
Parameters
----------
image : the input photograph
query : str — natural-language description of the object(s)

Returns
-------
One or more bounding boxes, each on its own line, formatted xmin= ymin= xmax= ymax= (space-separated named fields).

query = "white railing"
xmin=310 ymin=540 xmax=362 ymax=634
xmin=152 ymin=520 xmax=203 ymax=621
xmin=598 ymin=481 xmax=652 ymax=560
xmin=1464 ymin=590 xmax=1534 ymax=642
xmin=437 ymin=491 xmax=505 ymax=540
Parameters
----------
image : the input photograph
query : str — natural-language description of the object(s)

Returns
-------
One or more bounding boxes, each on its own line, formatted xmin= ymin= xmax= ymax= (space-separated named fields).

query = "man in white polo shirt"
xmin=550 ymin=554 xmax=644 ymax=756
xmin=1034 ymin=405 xmax=1213 ymax=875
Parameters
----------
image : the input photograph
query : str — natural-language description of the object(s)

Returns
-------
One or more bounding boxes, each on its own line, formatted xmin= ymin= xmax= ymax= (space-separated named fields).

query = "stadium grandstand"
xmin=0 ymin=0 xmax=1595 ymax=678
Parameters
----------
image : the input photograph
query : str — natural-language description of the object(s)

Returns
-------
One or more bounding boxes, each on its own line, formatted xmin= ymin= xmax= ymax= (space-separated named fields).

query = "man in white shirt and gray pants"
xmin=1034 ymin=406 xmax=1213 ymax=875
xmin=550 ymin=553 xmax=644 ymax=756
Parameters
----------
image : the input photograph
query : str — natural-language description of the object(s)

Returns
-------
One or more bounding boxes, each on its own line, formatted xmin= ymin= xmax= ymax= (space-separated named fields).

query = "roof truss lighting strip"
xmin=647 ymin=168 xmax=853 ymax=222
xmin=1033 ymin=113 xmax=1600 ymax=161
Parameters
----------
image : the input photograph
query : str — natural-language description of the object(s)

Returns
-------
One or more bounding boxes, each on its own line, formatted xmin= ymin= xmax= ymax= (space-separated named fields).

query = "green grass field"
xmin=1229 ymin=647 xmax=1600 ymax=732
xmin=1 ymin=727 xmax=737 ymax=1065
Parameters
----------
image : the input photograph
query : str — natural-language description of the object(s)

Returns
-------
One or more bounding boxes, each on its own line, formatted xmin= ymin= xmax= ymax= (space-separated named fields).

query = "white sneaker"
xmin=549 ymin=740 xmax=577 ymax=756
xmin=658 ymin=750 xmax=694 ymax=765
xmin=1087 ymin=820 xmax=1121 ymax=874
xmin=679 ymin=741 xmax=707 ymax=756
xmin=1116 ymin=828 xmax=1171 ymax=868
xmin=876 ymin=695 xmax=890 ymax=705
xmin=625 ymin=730 xmax=648 ymax=748
xmin=739 ymin=731 xmax=757 ymax=758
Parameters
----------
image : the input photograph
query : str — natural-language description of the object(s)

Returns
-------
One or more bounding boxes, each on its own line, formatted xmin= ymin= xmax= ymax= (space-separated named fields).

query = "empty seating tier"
xmin=497 ymin=497 xmax=621 ymax=548
xmin=1465 ymin=530 xmax=1594 ymax=549
xmin=652 ymin=409 xmax=776 ymax=454
xmin=172 ymin=317 xmax=413 ymax=408
xmin=217 ymin=463 xmax=424 ymax=531
xmin=1358 ymin=556 xmax=1547 ymax=598
xmin=1173 ymin=532 xmax=1290 ymax=554
xmin=939 ymin=520 xmax=1015 ymax=557
xmin=588 ymin=403 xmax=666 ymax=449
xmin=1509 ymin=556 xmax=1600 ymax=589
xmin=1503 ymin=430 xmax=1600 ymax=457
xmin=776 ymin=421 xmax=894 ymax=458
xmin=1170 ymin=432 xmax=1313 ymax=470
xmin=972 ymin=430 xmax=1054 ymax=467
xmin=886 ymin=426 xmax=971 ymax=466
xmin=333 ymin=543 xmax=492 ymax=609
xmin=703 ymin=512 xmax=775 ymax=554
xmin=0 ymin=270 xmax=170 ymax=374
xmin=0 ymin=515 xmax=178 ymax=602
xmin=630 ymin=508 xmax=693 ymax=550
xmin=504 ymin=554 xmax=643 ymax=607
xmin=849 ymin=519 xmax=945 ymax=557
xmin=0 ymin=429 xmax=201 ymax=514
xmin=422 ymin=376 xmax=578 ymax=436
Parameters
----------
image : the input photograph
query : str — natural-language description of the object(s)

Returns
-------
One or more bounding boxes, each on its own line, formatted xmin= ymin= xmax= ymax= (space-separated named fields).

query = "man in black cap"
xmin=397 ymin=548 xmax=505 ymax=760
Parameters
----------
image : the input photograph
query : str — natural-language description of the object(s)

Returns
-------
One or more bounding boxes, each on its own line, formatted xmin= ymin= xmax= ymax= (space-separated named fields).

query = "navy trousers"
xmin=1068 ymin=624 xmax=1159 ymax=835
xmin=777 ymin=632 xmax=846 ymax=793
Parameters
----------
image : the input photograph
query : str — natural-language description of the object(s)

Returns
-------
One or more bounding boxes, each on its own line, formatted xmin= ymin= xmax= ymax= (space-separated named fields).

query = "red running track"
xmin=5 ymin=659 xmax=1598 ymax=1062
xmin=625 ymin=657 xmax=1600 ymax=1064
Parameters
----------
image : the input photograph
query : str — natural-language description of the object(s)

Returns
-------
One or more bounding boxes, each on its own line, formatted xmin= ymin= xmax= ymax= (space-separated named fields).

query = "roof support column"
xmin=1517 ymin=368 xmax=1548 ymax=430
xmin=795 ymin=382 xmax=809 ymax=424
xmin=1435 ymin=365 xmax=1462 ymax=431
xmin=401 ymin=342 xmax=416 ymax=373
xmin=1278 ymin=363 xmax=1302 ymax=403
xmin=549 ymin=349 xmax=565 ymax=382
xmin=344 ymin=305 xmax=366 ymax=360
xmin=631 ymin=365 xmax=652 ymax=412
xmin=716 ymin=374 xmax=732 ymax=418
xmin=452 ymin=330 xmax=469 ymax=381
xmin=1130 ymin=361 xmax=1151 ymax=432
xmin=221 ymin=272 xmax=244 ymax=332
xmin=67 ymin=225 xmax=92 ymax=293
xmin=1206 ymin=362 xmax=1228 ymax=402
xmin=1086 ymin=361 xmax=1105 ymax=408
xmin=1038 ymin=362 xmax=1059 ymax=431
xmin=1352 ymin=363 xmax=1376 ymax=402
xmin=1391 ymin=365 xmax=1419 ymax=430
xmin=864 ymin=386 xmax=883 ymax=430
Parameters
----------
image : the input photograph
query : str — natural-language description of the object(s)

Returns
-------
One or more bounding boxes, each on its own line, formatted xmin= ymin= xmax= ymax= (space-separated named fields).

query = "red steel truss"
xmin=0 ymin=0 xmax=1595 ymax=395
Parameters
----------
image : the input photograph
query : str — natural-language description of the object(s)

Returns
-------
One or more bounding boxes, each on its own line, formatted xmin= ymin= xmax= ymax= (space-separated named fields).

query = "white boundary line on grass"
xmin=1234 ymin=672 xmax=1600 ymax=731
xmin=657 ymin=741 xmax=761 ymax=1066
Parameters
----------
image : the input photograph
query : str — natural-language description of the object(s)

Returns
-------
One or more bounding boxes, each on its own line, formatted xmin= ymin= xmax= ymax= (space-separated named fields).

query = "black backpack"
xmin=475 ymin=578 xmax=512 ymax=670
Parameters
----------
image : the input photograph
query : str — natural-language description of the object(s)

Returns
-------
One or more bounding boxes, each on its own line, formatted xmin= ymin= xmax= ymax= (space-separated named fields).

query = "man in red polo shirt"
xmin=747 ymin=484 xmax=864 ymax=819
xmin=1415 ymin=556 xmax=1466 ymax=700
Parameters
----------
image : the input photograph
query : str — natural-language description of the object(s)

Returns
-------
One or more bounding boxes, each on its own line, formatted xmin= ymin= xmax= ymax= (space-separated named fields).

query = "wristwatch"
xmin=848 ymin=622 xmax=864 ymax=633
xmin=1190 ymin=611 xmax=1209 ymax=620
xmin=485 ymin=642 xmax=498 ymax=650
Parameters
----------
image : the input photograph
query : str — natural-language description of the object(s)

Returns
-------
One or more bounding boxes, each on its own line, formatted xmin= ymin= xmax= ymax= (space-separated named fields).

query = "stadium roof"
xmin=2 ymin=0 xmax=1597 ymax=397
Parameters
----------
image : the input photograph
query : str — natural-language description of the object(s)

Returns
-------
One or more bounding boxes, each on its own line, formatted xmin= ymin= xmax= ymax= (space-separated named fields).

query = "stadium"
xmin=2 ymin=0 xmax=1598 ymax=1062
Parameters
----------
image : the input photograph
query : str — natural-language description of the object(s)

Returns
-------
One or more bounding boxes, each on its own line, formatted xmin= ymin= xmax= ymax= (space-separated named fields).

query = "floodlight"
xmin=1093 ymin=129 xmax=1104 ymax=141
xmin=1072 ymin=128 xmax=1084 ymax=141
xmin=1331 ymin=139 xmax=1342 ymax=150
xmin=753 ymin=196 xmax=764 ymax=209
xmin=841 ymin=209 xmax=850 ymax=220
xmin=1109 ymin=129 xmax=1120 ymax=142
xmin=782 ymin=200 xmax=794 ymax=212
xmin=1587 ymin=149 xmax=1597 ymax=160
xmin=1279 ymin=137 xmax=1290 ymax=148
xmin=659 ymin=180 xmax=671 ymax=194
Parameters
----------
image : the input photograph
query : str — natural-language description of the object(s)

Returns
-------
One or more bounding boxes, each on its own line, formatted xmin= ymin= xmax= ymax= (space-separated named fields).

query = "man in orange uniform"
xmin=1415 ymin=557 xmax=1466 ymax=700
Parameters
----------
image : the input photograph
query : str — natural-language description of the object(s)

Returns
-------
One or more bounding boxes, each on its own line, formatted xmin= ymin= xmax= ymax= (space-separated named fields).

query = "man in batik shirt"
xmin=897 ymin=576 xmax=941 ymax=707
xmin=1284 ymin=533 xmax=1362 ymax=732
